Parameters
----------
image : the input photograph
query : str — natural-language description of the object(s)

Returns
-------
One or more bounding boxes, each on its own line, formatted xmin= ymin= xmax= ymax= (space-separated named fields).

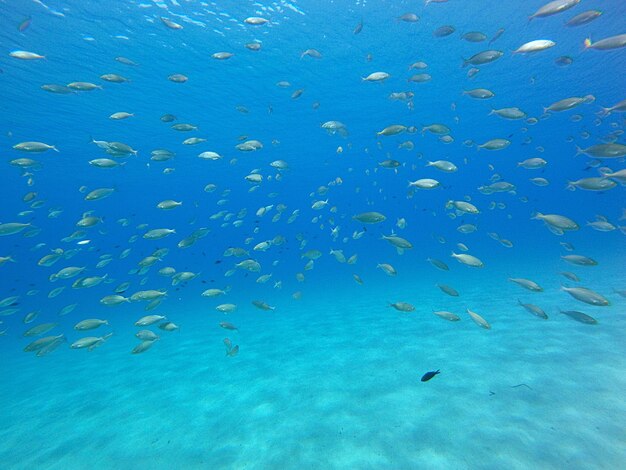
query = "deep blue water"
xmin=0 ymin=0 xmax=625 ymax=468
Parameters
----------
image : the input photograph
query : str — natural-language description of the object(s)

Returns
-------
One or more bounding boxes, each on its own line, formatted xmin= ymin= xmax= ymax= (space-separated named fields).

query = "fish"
xmin=10 ymin=50 xmax=45 ymax=60
xmin=362 ymin=72 xmax=390 ymax=82
xmin=160 ymin=17 xmax=183 ymax=30
xmin=560 ymin=310 xmax=597 ymax=324
xmin=132 ymin=340 xmax=156 ymax=354
xmin=381 ymin=234 xmax=413 ymax=250
xmin=23 ymin=323 xmax=57 ymax=337
xmin=24 ymin=334 xmax=65 ymax=353
xmin=135 ymin=330 xmax=159 ymax=341
xmin=575 ymin=144 xmax=626 ymax=159
xmin=408 ymin=179 xmax=440 ymax=189
xmin=462 ymin=50 xmax=503 ymax=67
xmin=398 ymin=13 xmax=419 ymax=22
xmin=421 ymin=370 xmax=440 ymax=382
xmin=433 ymin=311 xmax=461 ymax=321
xmin=135 ymin=315 xmax=166 ymax=326
xmin=252 ymin=300 xmax=275 ymax=311
xmin=561 ymin=255 xmax=597 ymax=266
xmin=561 ymin=286 xmax=609 ymax=306
xmin=13 ymin=142 xmax=58 ymax=153
xmin=462 ymin=32 xmax=486 ymax=42
xmin=451 ymin=252 xmax=484 ymax=268
xmin=513 ymin=40 xmax=556 ymax=54
xmin=377 ymin=263 xmax=397 ymax=276
xmin=531 ymin=212 xmax=579 ymax=235
xmin=244 ymin=17 xmax=269 ymax=25
xmin=517 ymin=300 xmax=548 ymax=319
xmin=389 ymin=302 xmax=415 ymax=312
xmin=509 ymin=278 xmax=543 ymax=292
xmin=74 ymin=319 xmax=109 ymax=330
xmin=529 ymin=0 xmax=580 ymax=21
xmin=219 ymin=321 xmax=238 ymax=331
xmin=467 ymin=308 xmax=491 ymax=329
xmin=584 ymin=34 xmax=626 ymax=51
xmin=352 ymin=212 xmax=386 ymax=224
xmin=566 ymin=10 xmax=602 ymax=26
xmin=71 ymin=333 xmax=113 ymax=351
xmin=427 ymin=258 xmax=449 ymax=271
xmin=437 ymin=284 xmax=459 ymax=297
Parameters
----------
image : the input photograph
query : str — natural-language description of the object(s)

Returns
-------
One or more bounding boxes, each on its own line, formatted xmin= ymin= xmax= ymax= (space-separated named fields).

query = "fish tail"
xmin=566 ymin=182 xmax=576 ymax=191
xmin=583 ymin=38 xmax=592 ymax=49
xmin=574 ymin=145 xmax=584 ymax=156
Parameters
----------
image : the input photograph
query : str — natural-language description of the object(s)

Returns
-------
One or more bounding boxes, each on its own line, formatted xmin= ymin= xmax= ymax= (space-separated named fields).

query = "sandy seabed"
xmin=1 ymin=263 xmax=624 ymax=470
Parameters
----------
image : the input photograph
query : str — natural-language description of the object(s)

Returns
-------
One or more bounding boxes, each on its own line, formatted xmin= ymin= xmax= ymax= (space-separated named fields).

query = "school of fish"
xmin=1 ymin=0 xmax=624 ymax=358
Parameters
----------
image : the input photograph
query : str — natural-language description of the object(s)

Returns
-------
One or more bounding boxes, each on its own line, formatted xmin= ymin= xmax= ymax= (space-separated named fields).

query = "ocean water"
xmin=1 ymin=0 xmax=625 ymax=468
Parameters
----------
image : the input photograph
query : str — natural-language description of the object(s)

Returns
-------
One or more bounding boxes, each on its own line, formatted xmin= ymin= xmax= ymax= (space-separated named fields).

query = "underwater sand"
xmin=1 ymin=261 xmax=624 ymax=470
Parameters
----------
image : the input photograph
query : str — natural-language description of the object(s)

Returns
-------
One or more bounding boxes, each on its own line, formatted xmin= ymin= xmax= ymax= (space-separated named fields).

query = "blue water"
xmin=1 ymin=0 xmax=625 ymax=468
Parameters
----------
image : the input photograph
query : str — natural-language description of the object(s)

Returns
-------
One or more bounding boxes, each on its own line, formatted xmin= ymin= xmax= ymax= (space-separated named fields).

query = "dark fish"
xmin=560 ymin=309 xmax=597 ymax=324
xmin=462 ymin=50 xmax=503 ymax=67
xmin=427 ymin=258 xmax=449 ymax=271
xmin=421 ymin=370 xmax=440 ymax=382
xmin=219 ymin=321 xmax=238 ymax=331
xmin=437 ymin=284 xmax=459 ymax=297
xmin=555 ymin=56 xmax=573 ymax=66
xmin=434 ymin=25 xmax=455 ymax=37
xmin=353 ymin=19 xmax=363 ymax=35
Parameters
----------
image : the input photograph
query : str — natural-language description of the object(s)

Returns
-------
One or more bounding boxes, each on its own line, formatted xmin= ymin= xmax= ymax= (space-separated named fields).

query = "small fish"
xmin=560 ymin=309 xmax=597 ymax=324
xmin=18 ymin=16 xmax=32 ymax=32
xmin=421 ymin=370 xmax=440 ymax=382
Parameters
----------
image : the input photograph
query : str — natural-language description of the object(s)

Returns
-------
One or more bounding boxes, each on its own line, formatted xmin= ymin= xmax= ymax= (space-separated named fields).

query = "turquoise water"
xmin=1 ymin=0 xmax=625 ymax=468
